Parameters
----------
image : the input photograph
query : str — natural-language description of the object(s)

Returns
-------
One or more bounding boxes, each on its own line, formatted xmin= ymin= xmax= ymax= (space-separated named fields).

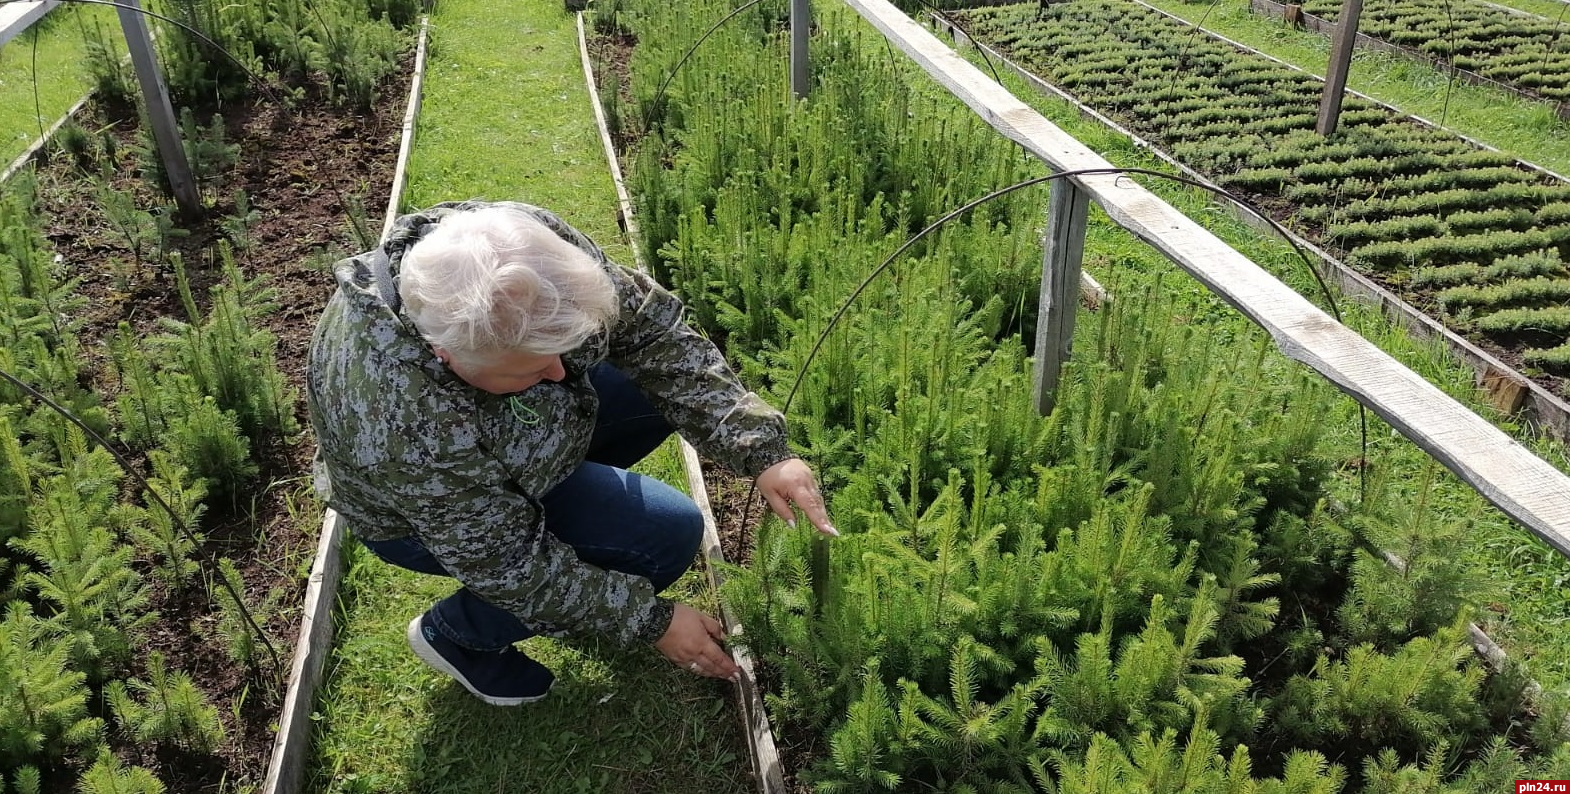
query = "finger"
xmin=762 ymin=487 xmax=796 ymax=528
xmin=703 ymin=645 xmax=740 ymax=679
xmin=793 ymin=486 xmax=838 ymax=537
xmin=703 ymin=615 xmax=727 ymax=642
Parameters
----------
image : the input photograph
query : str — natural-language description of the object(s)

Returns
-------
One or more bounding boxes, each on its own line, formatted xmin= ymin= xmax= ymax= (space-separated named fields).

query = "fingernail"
xmin=730 ymin=672 xmax=740 ymax=683
xmin=786 ymin=519 xmax=797 ymax=529
xmin=822 ymin=525 xmax=839 ymax=537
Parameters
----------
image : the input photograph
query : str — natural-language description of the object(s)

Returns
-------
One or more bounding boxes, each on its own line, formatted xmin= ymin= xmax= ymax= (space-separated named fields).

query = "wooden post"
xmin=790 ymin=0 xmax=810 ymax=98
xmin=116 ymin=0 xmax=202 ymax=216
xmin=1033 ymin=178 xmax=1089 ymax=415
xmin=1315 ymin=0 xmax=1363 ymax=136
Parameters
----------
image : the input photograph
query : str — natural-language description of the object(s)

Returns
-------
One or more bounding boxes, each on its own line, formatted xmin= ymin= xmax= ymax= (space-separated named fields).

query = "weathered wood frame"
xmin=844 ymin=0 xmax=1570 ymax=561
xmin=577 ymin=14 xmax=789 ymax=791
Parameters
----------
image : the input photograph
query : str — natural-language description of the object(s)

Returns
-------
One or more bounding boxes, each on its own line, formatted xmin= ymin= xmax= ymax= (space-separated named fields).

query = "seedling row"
xmin=956 ymin=0 xmax=1570 ymax=378
xmin=1295 ymin=0 xmax=1570 ymax=103
xmin=592 ymin=0 xmax=1570 ymax=789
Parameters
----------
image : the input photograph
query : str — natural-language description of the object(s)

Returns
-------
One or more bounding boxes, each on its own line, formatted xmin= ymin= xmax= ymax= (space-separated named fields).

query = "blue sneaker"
xmin=406 ymin=614 xmax=554 ymax=706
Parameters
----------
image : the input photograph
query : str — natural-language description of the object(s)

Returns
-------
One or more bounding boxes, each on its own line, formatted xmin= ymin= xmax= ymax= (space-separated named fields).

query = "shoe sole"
xmin=406 ymin=617 xmax=549 ymax=707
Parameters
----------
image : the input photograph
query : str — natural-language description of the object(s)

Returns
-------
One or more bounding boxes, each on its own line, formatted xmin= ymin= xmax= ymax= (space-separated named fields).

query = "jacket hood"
xmin=330 ymin=200 xmax=609 ymax=387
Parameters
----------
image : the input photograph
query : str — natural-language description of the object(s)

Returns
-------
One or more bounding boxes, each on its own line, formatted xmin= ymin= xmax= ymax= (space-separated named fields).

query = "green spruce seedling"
xmin=105 ymin=652 xmax=224 ymax=753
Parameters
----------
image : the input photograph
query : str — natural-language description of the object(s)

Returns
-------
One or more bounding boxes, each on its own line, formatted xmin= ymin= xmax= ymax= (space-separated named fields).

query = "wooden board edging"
xmin=577 ymin=12 xmax=646 ymax=268
xmin=576 ymin=16 xmax=787 ymax=791
xmin=680 ymin=444 xmax=790 ymax=794
xmin=931 ymin=15 xmax=1570 ymax=441
xmin=381 ymin=16 xmax=431 ymax=241
xmin=260 ymin=17 xmax=432 ymax=794
xmin=0 ymin=93 xmax=91 ymax=185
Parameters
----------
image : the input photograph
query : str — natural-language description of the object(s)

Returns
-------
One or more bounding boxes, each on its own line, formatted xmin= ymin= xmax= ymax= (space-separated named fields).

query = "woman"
xmin=307 ymin=201 xmax=834 ymax=706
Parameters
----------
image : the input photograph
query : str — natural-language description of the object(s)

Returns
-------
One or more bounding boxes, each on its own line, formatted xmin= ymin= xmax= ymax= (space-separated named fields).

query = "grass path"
xmin=304 ymin=1 xmax=752 ymax=791
xmin=0 ymin=5 xmax=121 ymax=167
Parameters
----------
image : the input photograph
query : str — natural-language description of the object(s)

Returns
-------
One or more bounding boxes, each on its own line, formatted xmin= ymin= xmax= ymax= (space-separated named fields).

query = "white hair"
xmin=397 ymin=205 xmax=618 ymax=367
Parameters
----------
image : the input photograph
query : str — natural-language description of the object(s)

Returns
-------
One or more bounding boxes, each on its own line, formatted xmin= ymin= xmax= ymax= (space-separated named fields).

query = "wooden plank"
xmin=0 ymin=0 xmax=58 ymax=46
xmin=1315 ymin=0 xmax=1362 ymax=135
xmin=845 ymin=0 xmax=1570 ymax=559
xmin=1 ymin=94 xmax=89 ymax=184
xmin=1033 ymin=180 xmax=1089 ymax=415
xmin=261 ymin=510 xmax=344 ymax=794
xmin=931 ymin=13 xmax=1570 ymax=443
xmin=680 ymin=442 xmax=789 ymax=794
xmin=577 ymin=12 xmax=645 ymax=267
xmin=579 ymin=22 xmax=785 ymax=791
xmin=262 ymin=18 xmax=432 ymax=794
xmin=381 ymin=17 xmax=431 ymax=241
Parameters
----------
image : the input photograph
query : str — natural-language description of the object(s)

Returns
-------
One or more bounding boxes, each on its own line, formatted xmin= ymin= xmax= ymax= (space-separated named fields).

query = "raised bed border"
xmin=259 ymin=17 xmax=431 ymax=794
xmin=934 ymin=3 xmax=1570 ymax=442
xmin=575 ymin=13 xmax=787 ymax=793
xmin=0 ymin=94 xmax=90 ymax=184
xmin=1249 ymin=0 xmax=1570 ymax=122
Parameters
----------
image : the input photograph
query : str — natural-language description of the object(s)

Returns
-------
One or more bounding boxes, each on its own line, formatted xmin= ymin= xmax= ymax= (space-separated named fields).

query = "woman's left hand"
xmin=756 ymin=458 xmax=837 ymax=537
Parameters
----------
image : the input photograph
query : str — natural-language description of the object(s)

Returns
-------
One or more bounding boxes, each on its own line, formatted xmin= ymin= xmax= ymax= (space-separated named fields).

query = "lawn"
xmin=0 ymin=3 xmax=121 ymax=167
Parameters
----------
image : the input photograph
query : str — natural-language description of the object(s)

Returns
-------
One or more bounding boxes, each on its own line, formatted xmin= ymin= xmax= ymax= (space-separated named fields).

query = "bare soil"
xmin=28 ymin=61 xmax=410 ymax=790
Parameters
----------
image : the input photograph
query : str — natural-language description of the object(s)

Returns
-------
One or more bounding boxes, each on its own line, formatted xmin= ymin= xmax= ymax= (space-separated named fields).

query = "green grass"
xmin=0 ymin=4 xmax=122 ymax=168
xmin=304 ymin=0 xmax=750 ymax=790
xmin=402 ymin=0 xmax=629 ymax=264
xmin=1136 ymin=0 xmax=1570 ymax=177
xmin=1471 ymin=0 xmax=1570 ymax=26
xmin=929 ymin=17 xmax=1570 ymax=689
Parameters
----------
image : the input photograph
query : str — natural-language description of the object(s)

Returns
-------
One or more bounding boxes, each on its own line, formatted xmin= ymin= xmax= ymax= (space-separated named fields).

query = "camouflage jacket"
xmin=306 ymin=201 xmax=794 ymax=645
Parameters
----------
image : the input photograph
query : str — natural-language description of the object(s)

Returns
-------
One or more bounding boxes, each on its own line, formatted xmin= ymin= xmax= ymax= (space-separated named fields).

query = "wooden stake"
xmin=1315 ymin=0 xmax=1363 ymax=136
xmin=791 ymin=0 xmax=810 ymax=98
xmin=1034 ymin=179 xmax=1089 ymax=415
xmin=116 ymin=0 xmax=202 ymax=216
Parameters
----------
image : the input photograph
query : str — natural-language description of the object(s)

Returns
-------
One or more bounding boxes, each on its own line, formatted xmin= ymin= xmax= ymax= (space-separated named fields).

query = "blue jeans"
xmin=360 ymin=363 xmax=702 ymax=651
